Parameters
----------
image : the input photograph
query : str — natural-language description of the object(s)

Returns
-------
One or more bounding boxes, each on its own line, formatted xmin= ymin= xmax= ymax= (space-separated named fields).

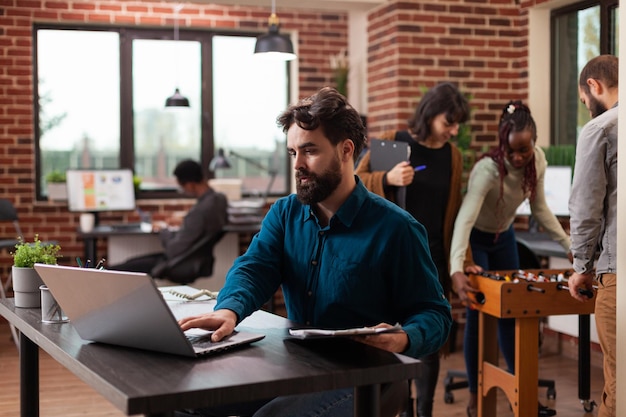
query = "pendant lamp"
xmin=165 ymin=4 xmax=190 ymax=107
xmin=254 ymin=0 xmax=296 ymax=61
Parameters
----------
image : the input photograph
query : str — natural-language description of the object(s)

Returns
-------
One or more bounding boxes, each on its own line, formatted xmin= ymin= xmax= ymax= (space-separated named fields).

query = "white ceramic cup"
xmin=79 ymin=213 xmax=95 ymax=233
xmin=40 ymin=285 xmax=68 ymax=323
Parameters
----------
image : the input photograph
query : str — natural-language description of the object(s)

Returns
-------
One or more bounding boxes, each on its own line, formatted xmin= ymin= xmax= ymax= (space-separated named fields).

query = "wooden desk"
xmin=470 ymin=270 xmax=596 ymax=417
xmin=0 ymin=298 xmax=419 ymax=417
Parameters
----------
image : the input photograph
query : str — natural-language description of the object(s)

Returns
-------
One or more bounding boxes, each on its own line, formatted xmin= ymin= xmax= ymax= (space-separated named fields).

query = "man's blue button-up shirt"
xmin=216 ymin=177 xmax=451 ymax=359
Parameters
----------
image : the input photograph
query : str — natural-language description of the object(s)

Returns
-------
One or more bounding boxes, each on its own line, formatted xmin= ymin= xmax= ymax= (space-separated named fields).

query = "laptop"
xmin=33 ymin=264 xmax=265 ymax=357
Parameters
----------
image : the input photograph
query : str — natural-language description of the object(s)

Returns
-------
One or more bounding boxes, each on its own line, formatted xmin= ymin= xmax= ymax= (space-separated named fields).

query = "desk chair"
xmin=443 ymin=240 xmax=557 ymax=404
xmin=0 ymin=200 xmax=28 ymax=347
xmin=151 ymin=231 xmax=226 ymax=285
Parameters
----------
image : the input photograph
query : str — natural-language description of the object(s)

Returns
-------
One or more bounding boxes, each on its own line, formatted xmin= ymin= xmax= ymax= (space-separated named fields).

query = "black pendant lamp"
xmin=165 ymin=4 xmax=190 ymax=108
xmin=254 ymin=0 xmax=296 ymax=61
xmin=165 ymin=88 xmax=190 ymax=107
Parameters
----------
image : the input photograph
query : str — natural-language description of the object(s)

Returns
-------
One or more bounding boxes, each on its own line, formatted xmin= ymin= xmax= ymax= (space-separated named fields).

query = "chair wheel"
xmin=546 ymin=387 xmax=556 ymax=400
xmin=444 ymin=391 xmax=454 ymax=404
xmin=582 ymin=400 xmax=596 ymax=412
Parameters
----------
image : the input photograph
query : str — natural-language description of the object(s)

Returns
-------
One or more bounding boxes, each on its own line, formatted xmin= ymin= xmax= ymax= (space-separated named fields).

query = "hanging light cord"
xmin=269 ymin=0 xmax=279 ymax=26
xmin=174 ymin=3 xmax=182 ymax=42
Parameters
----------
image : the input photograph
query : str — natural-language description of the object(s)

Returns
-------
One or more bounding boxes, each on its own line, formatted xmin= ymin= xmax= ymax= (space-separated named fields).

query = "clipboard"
xmin=369 ymin=139 xmax=411 ymax=171
xmin=368 ymin=139 xmax=410 ymax=209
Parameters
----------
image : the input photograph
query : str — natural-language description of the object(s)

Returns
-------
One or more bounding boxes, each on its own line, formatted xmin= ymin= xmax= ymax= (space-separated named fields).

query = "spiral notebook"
xmin=33 ymin=264 xmax=265 ymax=357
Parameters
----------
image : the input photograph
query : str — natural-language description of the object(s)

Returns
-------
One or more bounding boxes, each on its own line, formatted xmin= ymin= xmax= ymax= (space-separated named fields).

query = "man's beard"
xmin=588 ymin=94 xmax=608 ymax=118
xmin=295 ymin=156 xmax=342 ymax=205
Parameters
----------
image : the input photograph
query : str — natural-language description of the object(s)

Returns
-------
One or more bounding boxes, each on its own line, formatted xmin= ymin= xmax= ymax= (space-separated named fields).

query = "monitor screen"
xmin=516 ymin=165 xmax=572 ymax=217
xmin=66 ymin=169 xmax=136 ymax=212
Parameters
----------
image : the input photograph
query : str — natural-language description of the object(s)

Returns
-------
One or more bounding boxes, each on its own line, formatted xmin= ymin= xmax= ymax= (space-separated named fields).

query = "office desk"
xmin=0 ymin=298 xmax=420 ymax=417
xmin=515 ymin=231 xmax=567 ymax=258
xmin=78 ymin=223 xmax=262 ymax=263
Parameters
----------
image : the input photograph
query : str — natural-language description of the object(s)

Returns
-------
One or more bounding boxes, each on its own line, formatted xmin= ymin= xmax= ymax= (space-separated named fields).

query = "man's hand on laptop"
xmin=178 ymin=309 xmax=238 ymax=342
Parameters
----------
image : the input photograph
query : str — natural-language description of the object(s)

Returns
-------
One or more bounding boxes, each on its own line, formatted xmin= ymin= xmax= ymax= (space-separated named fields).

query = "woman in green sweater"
xmin=449 ymin=101 xmax=571 ymax=417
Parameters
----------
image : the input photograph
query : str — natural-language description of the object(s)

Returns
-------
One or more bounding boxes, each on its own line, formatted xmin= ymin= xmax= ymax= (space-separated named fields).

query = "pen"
xmin=84 ymin=259 xmax=91 ymax=268
xmin=76 ymin=257 xmax=83 ymax=268
xmin=95 ymin=258 xmax=106 ymax=270
xmin=414 ymin=165 xmax=427 ymax=172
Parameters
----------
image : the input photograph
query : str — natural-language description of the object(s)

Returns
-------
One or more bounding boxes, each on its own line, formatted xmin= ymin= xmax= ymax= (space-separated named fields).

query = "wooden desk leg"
xmin=478 ymin=312 xmax=498 ymax=417
xmin=20 ymin=334 xmax=39 ymax=417
xmin=354 ymin=384 xmax=380 ymax=417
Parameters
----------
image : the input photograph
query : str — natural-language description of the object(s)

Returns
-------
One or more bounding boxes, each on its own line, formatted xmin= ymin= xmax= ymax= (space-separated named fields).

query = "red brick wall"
xmin=0 ymin=0 xmax=535 ymax=276
xmin=366 ymin=0 xmax=530 ymax=147
xmin=0 ymin=1 xmax=347 ymax=272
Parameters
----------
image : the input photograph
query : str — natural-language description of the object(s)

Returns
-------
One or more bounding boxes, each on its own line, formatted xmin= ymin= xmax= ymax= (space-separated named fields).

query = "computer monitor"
xmin=516 ymin=165 xmax=572 ymax=217
xmin=66 ymin=169 xmax=136 ymax=213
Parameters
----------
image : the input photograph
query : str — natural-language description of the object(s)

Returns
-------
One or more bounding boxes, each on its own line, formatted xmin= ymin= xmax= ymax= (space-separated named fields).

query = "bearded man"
xmin=175 ymin=87 xmax=451 ymax=417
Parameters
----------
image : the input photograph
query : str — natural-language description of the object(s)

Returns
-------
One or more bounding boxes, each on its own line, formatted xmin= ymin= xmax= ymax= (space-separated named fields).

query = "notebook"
xmin=33 ymin=264 xmax=265 ymax=357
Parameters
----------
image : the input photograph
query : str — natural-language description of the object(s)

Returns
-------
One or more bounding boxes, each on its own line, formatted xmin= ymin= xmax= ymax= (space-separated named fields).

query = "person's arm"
xmin=177 ymin=201 xmax=286 ymax=340
xmin=385 ymin=218 xmax=453 ymax=359
xmin=445 ymin=144 xmax=475 ymax=273
xmin=449 ymin=161 xmax=495 ymax=303
xmin=212 ymin=200 xmax=286 ymax=322
xmin=569 ymin=123 xmax=609 ymax=274
xmin=449 ymin=160 xmax=495 ymax=276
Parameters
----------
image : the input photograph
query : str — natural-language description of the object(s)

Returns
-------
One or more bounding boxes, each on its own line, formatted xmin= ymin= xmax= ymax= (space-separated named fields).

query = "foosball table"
xmin=468 ymin=269 xmax=596 ymax=417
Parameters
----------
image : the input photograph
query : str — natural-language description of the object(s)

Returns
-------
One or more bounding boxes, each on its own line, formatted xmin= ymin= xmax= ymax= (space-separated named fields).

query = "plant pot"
xmin=12 ymin=266 xmax=45 ymax=308
xmin=47 ymin=182 xmax=68 ymax=201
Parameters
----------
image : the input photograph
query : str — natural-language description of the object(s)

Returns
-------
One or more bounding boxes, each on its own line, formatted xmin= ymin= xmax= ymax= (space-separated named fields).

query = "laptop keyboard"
xmin=186 ymin=332 xmax=235 ymax=351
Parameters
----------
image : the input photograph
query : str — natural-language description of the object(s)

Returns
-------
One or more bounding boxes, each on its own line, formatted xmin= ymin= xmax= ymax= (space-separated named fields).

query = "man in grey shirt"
xmin=110 ymin=159 xmax=228 ymax=284
xmin=567 ymin=54 xmax=618 ymax=417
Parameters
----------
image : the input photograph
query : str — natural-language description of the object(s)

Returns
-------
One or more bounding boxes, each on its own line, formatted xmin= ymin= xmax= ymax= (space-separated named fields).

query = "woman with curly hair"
xmin=449 ymin=100 xmax=571 ymax=417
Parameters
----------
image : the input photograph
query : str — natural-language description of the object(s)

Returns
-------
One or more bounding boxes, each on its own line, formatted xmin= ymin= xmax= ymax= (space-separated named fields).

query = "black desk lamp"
xmin=209 ymin=148 xmax=277 ymax=200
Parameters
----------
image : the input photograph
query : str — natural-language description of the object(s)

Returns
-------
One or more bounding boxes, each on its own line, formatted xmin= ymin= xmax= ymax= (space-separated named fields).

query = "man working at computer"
xmin=109 ymin=159 xmax=228 ymax=284
xmin=175 ymin=87 xmax=452 ymax=417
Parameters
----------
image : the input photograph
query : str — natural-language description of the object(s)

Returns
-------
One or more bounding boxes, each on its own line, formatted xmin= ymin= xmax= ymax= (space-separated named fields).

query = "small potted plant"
xmin=46 ymin=170 xmax=67 ymax=201
xmin=12 ymin=235 xmax=61 ymax=308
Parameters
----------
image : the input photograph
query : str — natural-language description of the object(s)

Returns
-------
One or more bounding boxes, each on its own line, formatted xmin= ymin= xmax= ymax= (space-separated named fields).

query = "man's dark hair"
xmin=579 ymin=55 xmax=619 ymax=94
xmin=173 ymin=159 xmax=204 ymax=185
xmin=408 ymin=82 xmax=470 ymax=142
xmin=276 ymin=87 xmax=367 ymax=162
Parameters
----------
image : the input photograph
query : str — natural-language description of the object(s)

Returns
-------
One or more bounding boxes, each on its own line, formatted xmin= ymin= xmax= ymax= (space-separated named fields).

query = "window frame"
xmin=550 ymin=0 xmax=618 ymax=146
xmin=34 ymin=23 xmax=292 ymax=201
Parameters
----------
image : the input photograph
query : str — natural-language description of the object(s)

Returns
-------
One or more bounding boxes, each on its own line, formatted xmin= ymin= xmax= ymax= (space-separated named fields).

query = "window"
xmin=212 ymin=36 xmax=290 ymax=198
xmin=35 ymin=26 xmax=291 ymax=200
xmin=551 ymin=1 xmax=619 ymax=146
xmin=37 ymin=30 xmax=121 ymax=186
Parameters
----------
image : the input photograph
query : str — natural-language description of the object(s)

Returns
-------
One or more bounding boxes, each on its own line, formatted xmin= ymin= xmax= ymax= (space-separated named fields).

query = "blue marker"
xmin=414 ymin=165 xmax=427 ymax=172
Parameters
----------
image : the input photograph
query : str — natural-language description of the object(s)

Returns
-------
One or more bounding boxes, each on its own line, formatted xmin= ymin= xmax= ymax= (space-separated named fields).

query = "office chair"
xmin=151 ymin=231 xmax=226 ymax=285
xmin=443 ymin=240 xmax=557 ymax=404
xmin=0 ymin=199 xmax=28 ymax=347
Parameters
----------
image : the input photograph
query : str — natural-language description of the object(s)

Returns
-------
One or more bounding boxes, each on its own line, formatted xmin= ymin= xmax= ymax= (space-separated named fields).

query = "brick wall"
xmin=0 ymin=0 xmax=536 ymax=276
xmin=0 ymin=0 xmax=348 ymax=272
xmin=366 ymin=0 xmax=531 ymax=148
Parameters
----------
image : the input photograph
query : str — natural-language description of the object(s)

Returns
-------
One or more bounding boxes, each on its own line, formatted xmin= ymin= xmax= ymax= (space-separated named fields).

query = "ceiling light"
xmin=254 ymin=0 xmax=296 ymax=61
